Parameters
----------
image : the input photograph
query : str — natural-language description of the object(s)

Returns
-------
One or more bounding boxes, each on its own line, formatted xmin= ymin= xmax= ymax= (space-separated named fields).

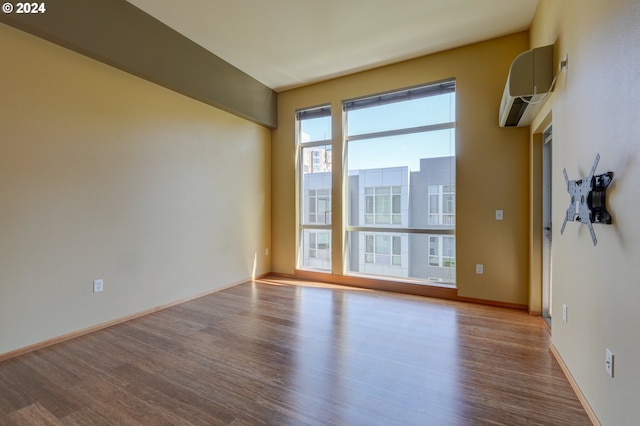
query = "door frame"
xmin=541 ymin=126 xmax=553 ymax=323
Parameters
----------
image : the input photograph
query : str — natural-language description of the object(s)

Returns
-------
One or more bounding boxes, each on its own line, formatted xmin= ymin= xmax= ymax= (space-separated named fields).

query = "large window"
xmin=345 ymin=81 xmax=456 ymax=284
xmin=297 ymin=106 xmax=332 ymax=271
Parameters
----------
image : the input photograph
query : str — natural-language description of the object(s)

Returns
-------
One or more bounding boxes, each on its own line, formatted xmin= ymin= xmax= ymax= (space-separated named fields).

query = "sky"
xmin=301 ymin=93 xmax=455 ymax=172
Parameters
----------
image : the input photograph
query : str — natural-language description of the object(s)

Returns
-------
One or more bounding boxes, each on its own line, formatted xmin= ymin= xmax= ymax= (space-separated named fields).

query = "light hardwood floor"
xmin=0 ymin=277 xmax=591 ymax=425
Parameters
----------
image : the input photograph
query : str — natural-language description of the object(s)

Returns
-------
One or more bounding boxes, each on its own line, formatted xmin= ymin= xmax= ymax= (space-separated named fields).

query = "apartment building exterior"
xmin=302 ymin=155 xmax=455 ymax=284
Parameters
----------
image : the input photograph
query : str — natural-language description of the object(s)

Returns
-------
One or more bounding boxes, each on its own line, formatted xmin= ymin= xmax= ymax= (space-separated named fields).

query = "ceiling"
xmin=126 ymin=0 xmax=539 ymax=92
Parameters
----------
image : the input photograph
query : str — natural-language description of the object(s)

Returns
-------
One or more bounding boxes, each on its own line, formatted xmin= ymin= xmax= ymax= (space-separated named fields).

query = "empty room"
xmin=1 ymin=0 xmax=638 ymax=424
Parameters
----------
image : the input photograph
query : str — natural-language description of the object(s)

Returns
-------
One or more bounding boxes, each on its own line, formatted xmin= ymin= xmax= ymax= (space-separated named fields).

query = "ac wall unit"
xmin=499 ymin=44 xmax=554 ymax=127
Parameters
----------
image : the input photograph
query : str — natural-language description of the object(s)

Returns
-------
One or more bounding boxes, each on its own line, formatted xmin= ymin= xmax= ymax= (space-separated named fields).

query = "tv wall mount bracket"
xmin=560 ymin=153 xmax=612 ymax=246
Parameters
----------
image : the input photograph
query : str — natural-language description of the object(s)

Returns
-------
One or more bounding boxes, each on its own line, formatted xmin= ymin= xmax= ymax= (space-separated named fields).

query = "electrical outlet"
xmin=605 ymin=349 xmax=614 ymax=377
xmin=265 ymin=248 xmax=269 ymax=256
xmin=93 ymin=279 xmax=104 ymax=293
xmin=562 ymin=304 xmax=568 ymax=322
xmin=496 ymin=210 xmax=504 ymax=221
xmin=475 ymin=264 xmax=484 ymax=274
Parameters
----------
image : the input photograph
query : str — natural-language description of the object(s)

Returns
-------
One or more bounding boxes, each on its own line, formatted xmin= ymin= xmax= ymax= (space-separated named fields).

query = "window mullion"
xmin=299 ymin=139 xmax=332 ymax=149
xmin=346 ymin=122 xmax=455 ymax=142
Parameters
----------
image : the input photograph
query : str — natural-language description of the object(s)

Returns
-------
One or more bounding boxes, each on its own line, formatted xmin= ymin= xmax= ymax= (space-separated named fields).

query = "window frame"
xmin=296 ymin=105 xmax=333 ymax=272
xmin=344 ymin=80 xmax=456 ymax=284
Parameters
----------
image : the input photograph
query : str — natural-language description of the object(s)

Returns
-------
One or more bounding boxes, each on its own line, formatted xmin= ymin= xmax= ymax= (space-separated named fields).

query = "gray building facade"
xmin=304 ymin=156 xmax=455 ymax=284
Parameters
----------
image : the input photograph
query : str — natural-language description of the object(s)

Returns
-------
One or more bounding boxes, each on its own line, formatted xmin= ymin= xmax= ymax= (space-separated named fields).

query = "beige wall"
xmin=272 ymin=33 xmax=532 ymax=306
xmin=531 ymin=0 xmax=640 ymax=423
xmin=0 ymin=23 xmax=271 ymax=356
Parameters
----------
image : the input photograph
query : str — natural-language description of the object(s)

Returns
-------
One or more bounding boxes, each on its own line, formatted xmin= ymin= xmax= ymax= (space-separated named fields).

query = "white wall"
xmin=531 ymin=1 xmax=640 ymax=423
xmin=0 ymin=23 xmax=271 ymax=356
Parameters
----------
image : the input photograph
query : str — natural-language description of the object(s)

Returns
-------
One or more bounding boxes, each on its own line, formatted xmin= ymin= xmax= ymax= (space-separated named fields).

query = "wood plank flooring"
xmin=0 ymin=278 xmax=591 ymax=425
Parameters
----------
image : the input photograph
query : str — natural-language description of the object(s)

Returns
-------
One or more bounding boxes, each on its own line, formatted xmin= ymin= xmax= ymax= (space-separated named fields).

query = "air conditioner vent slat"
xmin=505 ymin=97 xmax=529 ymax=127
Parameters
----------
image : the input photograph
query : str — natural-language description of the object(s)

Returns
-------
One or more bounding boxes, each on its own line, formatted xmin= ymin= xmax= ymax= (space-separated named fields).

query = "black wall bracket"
xmin=560 ymin=153 xmax=613 ymax=246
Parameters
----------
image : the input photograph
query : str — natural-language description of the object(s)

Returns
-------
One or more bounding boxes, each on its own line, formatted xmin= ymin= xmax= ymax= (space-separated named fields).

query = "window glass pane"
xmin=301 ymin=144 xmax=332 ymax=226
xmin=346 ymin=232 xmax=455 ymax=283
xmin=318 ymin=199 xmax=328 ymax=214
xmin=300 ymin=116 xmax=331 ymax=142
xmin=302 ymin=146 xmax=332 ymax=175
xmin=443 ymin=235 xmax=455 ymax=268
xmin=347 ymin=129 xmax=454 ymax=172
xmin=429 ymin=194 xmax=439 ymax=213
xmin=317 ymin=232 xmax=330 ymax=250
xmin=392 ymin=194 xmax=401 ymax=214
xmin=298 ymin=106 xmax=331 ymax=273
xmin=366 ymin=235 xmax=374 ymax=253
xmin=443 ymin=236 xmax=455 ymax=257
xmin=377 ymin=214 xmax=390 ymax=224
xmin=301 ymin=230 xmax=331 ymax=271
xmin=347 ymin=92 xmax=455 ymax=136
xmin=444 ymin=194 xmax=455 ymax=214
xmin=392 ymin=236 xmax=401 ymax=255
xmin=365 ymin=196 xmax=374 ymax=214
xmin=429 ymin=236 xmax=439 ymax=267
xmin=309 ymin=196 xmax=316 ymax=213
xmin=376 ymin=235 xmax=390 ymax=254
xmin=376 ymin=195 xmax=390 ymax=215
xmin=344 ymin=82 xmax=455 ymax=284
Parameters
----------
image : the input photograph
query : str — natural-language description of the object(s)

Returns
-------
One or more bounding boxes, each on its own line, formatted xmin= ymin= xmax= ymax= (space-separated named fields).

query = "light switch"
xmin=496 ymin=210 xmax=504 ymax=221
